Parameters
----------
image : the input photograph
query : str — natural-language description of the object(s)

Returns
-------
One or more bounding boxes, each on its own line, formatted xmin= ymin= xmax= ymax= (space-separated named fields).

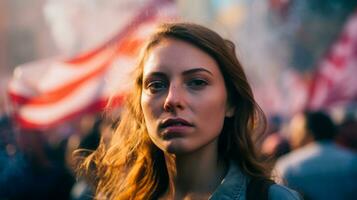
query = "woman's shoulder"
xmin=268 ymin=184 xmax=302 ymax=200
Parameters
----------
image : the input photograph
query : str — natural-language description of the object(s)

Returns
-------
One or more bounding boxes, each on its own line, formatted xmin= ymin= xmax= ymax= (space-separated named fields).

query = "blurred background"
xmin=0 ymin=0 xmax=356 ymax=199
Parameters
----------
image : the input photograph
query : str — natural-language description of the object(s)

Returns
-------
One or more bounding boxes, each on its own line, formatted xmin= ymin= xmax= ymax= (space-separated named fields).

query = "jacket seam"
xmin=232 ymin=178 xmax=244 ymax=200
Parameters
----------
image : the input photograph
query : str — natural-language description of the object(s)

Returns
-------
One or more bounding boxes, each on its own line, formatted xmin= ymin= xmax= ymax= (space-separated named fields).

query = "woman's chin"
xmin=162 ymin=140 xmax=192 ymax=155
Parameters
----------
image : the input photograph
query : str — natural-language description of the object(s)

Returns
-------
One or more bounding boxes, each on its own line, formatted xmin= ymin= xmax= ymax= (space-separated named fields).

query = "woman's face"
xmin=140 ymin=38 xmax=234 ymax=155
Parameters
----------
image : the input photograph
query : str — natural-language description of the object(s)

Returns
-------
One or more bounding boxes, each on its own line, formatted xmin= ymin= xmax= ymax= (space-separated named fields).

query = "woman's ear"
xmin=225 ymin=104 xmax=235 ymax=117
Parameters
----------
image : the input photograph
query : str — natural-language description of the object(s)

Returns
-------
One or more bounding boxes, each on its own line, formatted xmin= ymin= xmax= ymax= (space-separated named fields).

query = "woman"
xmin=80 ymin=22 xmax=301 ymax=200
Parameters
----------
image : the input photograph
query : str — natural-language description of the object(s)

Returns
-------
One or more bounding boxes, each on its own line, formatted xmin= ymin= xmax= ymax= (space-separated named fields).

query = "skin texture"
xmin=141 ymin=38 xmax=234 ymax=156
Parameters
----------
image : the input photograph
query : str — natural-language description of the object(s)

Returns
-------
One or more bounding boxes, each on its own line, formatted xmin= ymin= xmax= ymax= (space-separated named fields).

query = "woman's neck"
xmin=164 ymin=141 xmax=228 ymax=199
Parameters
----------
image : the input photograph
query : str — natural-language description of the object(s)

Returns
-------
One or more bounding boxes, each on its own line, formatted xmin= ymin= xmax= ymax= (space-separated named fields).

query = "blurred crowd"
xmin=1 ymin=107 xmax=356 ymax=199
xmin=263 ymin=110 xmax=357 ymax=199
xmin=0 ymin=113 xmax=117 ymax=199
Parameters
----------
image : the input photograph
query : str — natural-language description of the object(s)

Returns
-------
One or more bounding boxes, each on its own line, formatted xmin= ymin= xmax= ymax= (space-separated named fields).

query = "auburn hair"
xmin=79 ymin=22 xmax=270 ymax=200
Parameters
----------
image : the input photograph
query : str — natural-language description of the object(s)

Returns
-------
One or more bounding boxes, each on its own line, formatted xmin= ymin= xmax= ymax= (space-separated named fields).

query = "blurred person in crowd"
xmin=1 ymin=113 xmax=76 ymax=199
xmin=274 ymin=110 xmax=357 ymax=200
xmin=0 ymin=115 xmax=26 ymax=199
xmin=336 ymin=117 xmax=357 ymax=152
xmin=69 ymin=115 xmax=119 ymax=200
xmin=68 ymin=117 xmax=101 ymax=200
xmin=261 ymin=133 xmax=291 ymax=162
xmin=261 ymin=115 xmax=291 ymax=162
xmin=288 ymin=112 xmax=314 ymax=150
xmin=66 ymin=115 xmax=98 ymax=169
xmin=0 ymin=126 xmax=75 ymax=200
xmin=336 ymin=108 xmax=357 ymax=152
xmin=78 ymin=22 xmax=301 ymax=200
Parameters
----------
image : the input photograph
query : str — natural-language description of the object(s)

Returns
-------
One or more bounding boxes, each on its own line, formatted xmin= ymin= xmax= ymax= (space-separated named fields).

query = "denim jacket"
xmin=209 ymin=162 xmax=301 ymax=200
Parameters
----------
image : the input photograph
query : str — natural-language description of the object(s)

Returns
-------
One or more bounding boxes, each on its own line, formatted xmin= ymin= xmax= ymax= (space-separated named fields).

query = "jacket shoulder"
xmin=268 ymin=184 xmax=302 ymax=200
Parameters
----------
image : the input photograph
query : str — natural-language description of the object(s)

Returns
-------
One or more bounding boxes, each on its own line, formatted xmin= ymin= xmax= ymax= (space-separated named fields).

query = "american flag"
xmin=8 ymin=0 xmax=177 ymax=129
xmin=307 ymin=9 xmax=357 ymax=110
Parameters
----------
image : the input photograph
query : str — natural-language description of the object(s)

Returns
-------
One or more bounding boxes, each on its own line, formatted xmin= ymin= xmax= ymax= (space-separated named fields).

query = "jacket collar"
xmin=209 ymin=161 xmax=248 ymax=200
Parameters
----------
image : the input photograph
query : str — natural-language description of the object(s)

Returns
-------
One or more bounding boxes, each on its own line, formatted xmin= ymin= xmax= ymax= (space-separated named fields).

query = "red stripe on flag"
xmin=15 ymin=95 xmax=124 ymax=130
xmin=9 ymin=59 xmax=111 ymax=105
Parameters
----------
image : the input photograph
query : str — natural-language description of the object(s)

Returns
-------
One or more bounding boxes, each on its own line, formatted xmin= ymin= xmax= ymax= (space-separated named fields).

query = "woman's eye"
xmin=187 ymin=79 xmax=208 ymax=89
xmin=147 ymin=81 xmax=167 ymax=93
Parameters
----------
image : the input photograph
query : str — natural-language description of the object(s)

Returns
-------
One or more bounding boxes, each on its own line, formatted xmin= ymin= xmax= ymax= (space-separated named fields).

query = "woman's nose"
xmin=163 ymin=84 xmax=185 ymax=112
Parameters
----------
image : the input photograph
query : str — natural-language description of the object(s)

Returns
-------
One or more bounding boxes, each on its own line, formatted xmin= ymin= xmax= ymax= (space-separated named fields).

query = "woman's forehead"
xmin=142 ymin=38 xmax=220 ymax=76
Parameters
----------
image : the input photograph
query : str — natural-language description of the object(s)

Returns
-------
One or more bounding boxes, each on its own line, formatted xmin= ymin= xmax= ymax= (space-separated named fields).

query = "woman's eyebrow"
xmin=143 ymin=72 xmax=166 ymax=79
xmin=182 ymin=67 xmax=213 ymax=76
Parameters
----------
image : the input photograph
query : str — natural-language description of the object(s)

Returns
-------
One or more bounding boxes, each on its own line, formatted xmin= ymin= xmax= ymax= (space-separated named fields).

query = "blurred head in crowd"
xmin=289 ymin=111 xmax=313 ymax=149
xmin=261 ymin=133 xmax=291 ymax=161
xmin=289 ymin=110 xmax=337 ymax=149
xmin=81 ymin=22 xmax=271 ymax=199
xmin=305 ymin=110 xmax=337 ymax=141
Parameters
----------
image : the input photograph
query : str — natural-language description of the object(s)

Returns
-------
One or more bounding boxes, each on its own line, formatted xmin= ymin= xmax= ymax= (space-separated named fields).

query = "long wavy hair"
xmin=79 ymin=22 xmax=270 ymax=200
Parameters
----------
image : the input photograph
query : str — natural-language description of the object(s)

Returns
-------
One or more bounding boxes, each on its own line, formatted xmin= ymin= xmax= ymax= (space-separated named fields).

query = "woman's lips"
xmin=160 ymin=117 xmax=194 ymax=128
xmin=159 ymin=118 xmax=194 ymax=139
